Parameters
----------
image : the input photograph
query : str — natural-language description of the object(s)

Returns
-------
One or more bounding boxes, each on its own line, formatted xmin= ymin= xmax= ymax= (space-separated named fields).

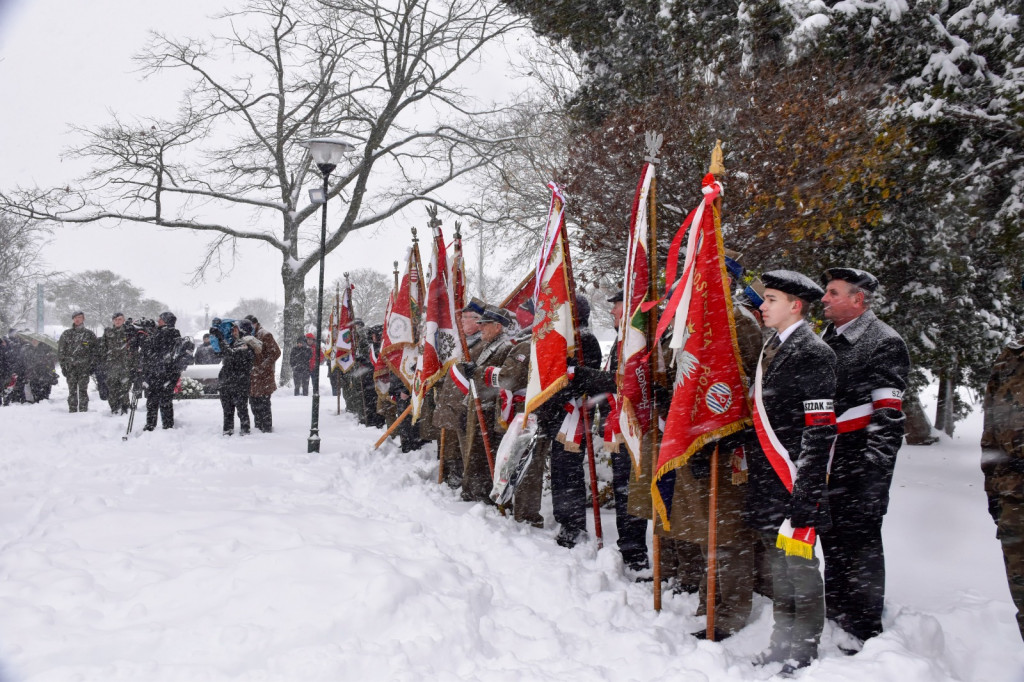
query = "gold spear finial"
xmin=708 ymin=139 xmax=725 ymax=175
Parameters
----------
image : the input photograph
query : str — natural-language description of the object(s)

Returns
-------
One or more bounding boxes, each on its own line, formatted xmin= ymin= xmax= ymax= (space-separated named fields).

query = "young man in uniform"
xmin=747 ymin=270 xmax=837 ymax=674
xmin=819 ymin=267 xmax=910 ymax=650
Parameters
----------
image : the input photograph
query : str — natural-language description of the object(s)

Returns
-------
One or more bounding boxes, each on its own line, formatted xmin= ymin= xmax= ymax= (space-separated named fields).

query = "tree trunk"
xmin=903 ymin=388 xmax=937 ymax=445
xmin=280 ymin=268 xmax=308 ymax=385
xmin=934 ymin=370 xmax=957 ymax=437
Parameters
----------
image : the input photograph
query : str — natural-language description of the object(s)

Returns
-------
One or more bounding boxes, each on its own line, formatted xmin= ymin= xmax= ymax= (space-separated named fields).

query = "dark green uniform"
xmin=58 ymin=324 xmax=99 ymax=412
xmin=100 ymin=324 xmax=138 ymax=414
xmin=981 ymin=334 xmax=1024 ymax=641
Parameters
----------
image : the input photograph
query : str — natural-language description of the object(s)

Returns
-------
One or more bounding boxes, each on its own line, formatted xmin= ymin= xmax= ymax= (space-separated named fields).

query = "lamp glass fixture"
xmin=303 ymin=137 xmax=356 ymax=167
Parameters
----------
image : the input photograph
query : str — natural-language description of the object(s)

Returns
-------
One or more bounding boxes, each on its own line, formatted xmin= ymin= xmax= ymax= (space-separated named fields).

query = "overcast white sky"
xmin=0 ymin=0 xmax=533 ymax=321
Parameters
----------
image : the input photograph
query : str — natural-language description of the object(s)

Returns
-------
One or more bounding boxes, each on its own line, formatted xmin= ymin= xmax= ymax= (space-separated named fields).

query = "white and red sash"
xmin=448 ymin=364 xmax=470 ymax=397
xmin=752 ymin=345 xmax=833 ymax=560
xmin=556 ymin=397 xmax=585 ymax=452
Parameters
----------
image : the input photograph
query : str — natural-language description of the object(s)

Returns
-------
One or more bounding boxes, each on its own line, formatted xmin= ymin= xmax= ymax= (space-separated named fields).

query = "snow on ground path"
xmin=0 ymin=387 xmax=1020 ymax=681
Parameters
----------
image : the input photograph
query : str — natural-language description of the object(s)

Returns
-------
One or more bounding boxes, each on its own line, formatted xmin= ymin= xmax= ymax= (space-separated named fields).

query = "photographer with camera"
xmin=211 ymin=319 xmax=262 ymax=436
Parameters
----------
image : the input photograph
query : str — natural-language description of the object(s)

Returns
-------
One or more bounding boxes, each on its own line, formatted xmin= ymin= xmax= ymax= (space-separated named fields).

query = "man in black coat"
xmin=819 ymin=267 xmax=910 ymax=649
xmin=289 ymin=336 xmax=313 ymax=396
xmin=746 ymin=270 xmax=837 ymax=674
xmin=139 ymin=312 xmax=182 ymax=431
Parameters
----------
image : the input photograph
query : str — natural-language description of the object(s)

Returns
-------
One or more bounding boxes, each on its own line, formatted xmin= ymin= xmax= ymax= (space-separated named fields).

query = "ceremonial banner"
xmin=373 ymin=291 xmax=396 ymax=398
xmin=334 ymin=283 xmax=355 ymax=373
xmin=411 ymin=226 xmax=463 ymax=421
xmin=524 ymin=183 xmax=576 ymax=417
xmin=611 ymin=162 xmax=656 ymax=469
xmin=651 ymin=173 xmax=751 ymax=530
xmin=381 ymin=246 xmax=423 ymax=391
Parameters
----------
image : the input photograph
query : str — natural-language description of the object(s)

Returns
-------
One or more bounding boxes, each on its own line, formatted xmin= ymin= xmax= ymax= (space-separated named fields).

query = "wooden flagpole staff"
xmin=375 ymin=404 xmax=412 ymax=449
xmin=645 ymin=131 xmax=665 ymax=612
xmin=556 ymin=197 xmax=604 ymax=549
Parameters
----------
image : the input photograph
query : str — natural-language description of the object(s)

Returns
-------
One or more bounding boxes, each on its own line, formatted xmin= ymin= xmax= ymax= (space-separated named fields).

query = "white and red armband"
xmin=484 ymin=366 xmax=500 ymax=388
xmin=871 ymin=387 xmax=903 ymax=411
xmin=803 ymin=399 xmax=836 ymax=427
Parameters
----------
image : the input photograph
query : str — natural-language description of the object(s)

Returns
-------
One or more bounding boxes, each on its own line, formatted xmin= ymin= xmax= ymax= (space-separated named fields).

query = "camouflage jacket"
xmin=981 ymin=336 xmax=1024 ymax=514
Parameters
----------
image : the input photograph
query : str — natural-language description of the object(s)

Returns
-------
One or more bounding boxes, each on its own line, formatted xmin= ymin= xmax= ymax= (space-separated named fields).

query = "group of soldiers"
xmin=352 ymin=257 xmax=1019 ymax=673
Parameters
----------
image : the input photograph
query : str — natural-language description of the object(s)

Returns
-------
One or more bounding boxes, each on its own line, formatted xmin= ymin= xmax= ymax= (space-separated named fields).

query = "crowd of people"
xmin=347 ymin=260 xmax=1021 ymax=673
xmin=2 ymin=265 xmax=1020 ymax=673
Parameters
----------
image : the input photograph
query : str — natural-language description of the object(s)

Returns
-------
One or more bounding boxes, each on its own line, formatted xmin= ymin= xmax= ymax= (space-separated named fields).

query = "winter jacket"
xmin=821 ymin=309 xmax=910 ymax=518
xmin=100 ymin=324 xmax=139 ymax=381
xmin=139 ymin=325 xmax=182 ymax=391
xmin=58 ymin=324 xmax=99 ymax=376
xmin=289 ymin=344 xmax=312 ymax=376
xmin=981 ymin=335 xmax=1024 ymax=525
xmin=194 ymin=343 xmax=219 ymax=365
xmin=218 ymin=336 xmax=260 ymax=397
xmin=744 ymin=322 xmax=837 ymax=533
xmin=249 ymin=327 xmax=281 ymax=397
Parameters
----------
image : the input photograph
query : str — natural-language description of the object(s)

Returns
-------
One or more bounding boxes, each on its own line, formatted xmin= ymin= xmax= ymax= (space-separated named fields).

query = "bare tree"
xmin=0 ymin=213 xmax=49 ymax=331
xmin=2 ymin=0 xmax=523 ymax=380
xmin=47 ymin=270 xmax=169 ymax=330
xmin=224 ymin=297 xmax=283 ymax=339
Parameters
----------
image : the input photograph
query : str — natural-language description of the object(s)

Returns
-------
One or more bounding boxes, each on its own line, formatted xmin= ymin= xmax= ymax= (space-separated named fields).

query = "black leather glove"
xmin=459 ymin=361 xmax=477 ymax=377
xmin=210 ymin=326 xmax=224 ymax=340
xmin=566 ymin=356 xmax=578 ymax=368
xmin=787 ymin=490 xmax=819 ymax=528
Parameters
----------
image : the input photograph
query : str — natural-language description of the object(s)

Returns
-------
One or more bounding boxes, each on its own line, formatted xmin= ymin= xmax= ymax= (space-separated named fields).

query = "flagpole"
xmin=439 ymin=209 xmax=497 ymax=477
xmin=707 ymin=443 xmax=720 ymax=639
xmin=704 ymin=140 xmax=726 ymax=636
xmin=337 ymin=281 xmax=344 ymax=416
xmin=556 ymin=192 xmax=604 ymax=549
xmin=646 ymin=132 xmax=664 ymax=612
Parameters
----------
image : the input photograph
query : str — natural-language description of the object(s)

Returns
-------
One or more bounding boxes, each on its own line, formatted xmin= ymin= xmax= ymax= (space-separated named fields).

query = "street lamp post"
xmin=302 ymin=137 xmax=356 ymax=453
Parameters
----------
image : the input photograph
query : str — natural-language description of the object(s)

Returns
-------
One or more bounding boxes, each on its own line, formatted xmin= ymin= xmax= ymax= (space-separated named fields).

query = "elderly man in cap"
xmin=746 ymin=270 xmax=836 ymax=673
xmin=819 ymin=267 xmax=910 ymax=650
xmin=431 ymin=297 xmax=486 ymax=487
xmin=58 ymin=311 xmax=99 ymax=413
xmin=458 ymin=304 xmax=514 ymax=502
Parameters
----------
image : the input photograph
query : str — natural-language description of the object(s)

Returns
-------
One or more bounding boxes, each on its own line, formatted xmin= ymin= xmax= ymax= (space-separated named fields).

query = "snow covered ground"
xmin=0 ymin=376 xmax=1021 ymax=681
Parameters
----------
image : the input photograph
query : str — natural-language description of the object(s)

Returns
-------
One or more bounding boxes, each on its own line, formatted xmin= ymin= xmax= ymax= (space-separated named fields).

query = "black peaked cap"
xmin=762 ymin=270 xmax=824 ymax=302
xmin=822 ymin=267 xmax=879 ymax=292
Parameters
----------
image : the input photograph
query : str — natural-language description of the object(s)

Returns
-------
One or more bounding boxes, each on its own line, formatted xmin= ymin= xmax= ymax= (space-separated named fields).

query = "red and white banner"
xmin=652 ymin=173 xmax=751 ymax=531
xmin=333 ymin=283 xmax=355 ymax=373
xmin=524 ymin=183 xmax=576 ymax=417
xmin=381 ymin=246 xmax=423 ymax=392
xmin=412 ymin=225 xmax=463 ymax=421
xmin=611 ymin=162 xmax=656 ymax=469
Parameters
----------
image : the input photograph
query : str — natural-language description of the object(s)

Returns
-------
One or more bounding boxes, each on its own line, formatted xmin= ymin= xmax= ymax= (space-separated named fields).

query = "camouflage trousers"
xmin=997 ymin=497 xmax=1024 ymax=640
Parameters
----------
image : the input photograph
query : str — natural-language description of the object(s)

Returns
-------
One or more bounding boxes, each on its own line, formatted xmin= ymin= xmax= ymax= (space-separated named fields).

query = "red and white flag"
xmin=333 ymin=283 xmax=355 ymax=373
xmin=524 ymin=183 xmax=576 ymax=417
xmin=412 ymin=225 xmax=463 ymax=421
xmin=652 ymin=173 xmax=751 ymax=530
xmin=381 ymin=246 xmax=423 ymax=392
xmin=609 ymin=162 xmax=656 ymax=469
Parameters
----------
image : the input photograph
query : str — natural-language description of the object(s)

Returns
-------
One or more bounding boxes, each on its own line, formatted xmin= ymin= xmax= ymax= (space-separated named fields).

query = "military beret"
xmin=112 ymin=312 xmax=125 ymax=320
xmin=480 ymin=305 xmax=513 ymax=328
xmin=741 ymin=277 xmax=765 ymax=308
xmin=762 ymin=270 xmax=824 ymax=302
xmin=607 ymin=289 xmax=624 ymax=304
xmin=822 ymin=267 xmax=879 ymax=292
xmin=461 ymin=297 xmax=486 ymax=315
xmin=71 ymin=311 xmax=84 ymax=318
